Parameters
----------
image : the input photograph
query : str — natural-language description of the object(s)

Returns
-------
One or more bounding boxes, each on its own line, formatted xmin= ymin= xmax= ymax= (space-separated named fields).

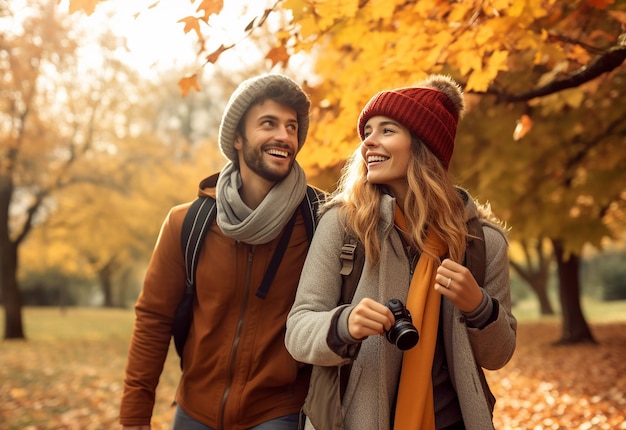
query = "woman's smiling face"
xmin=360 ymin=115 xmax=412 ymax=200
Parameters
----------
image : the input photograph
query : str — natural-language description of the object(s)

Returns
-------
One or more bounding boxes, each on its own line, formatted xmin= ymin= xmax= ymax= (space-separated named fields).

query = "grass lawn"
xmin=1 ymin=300 xmax=625 ymax=429
xmin=0 ymin=307 xmax=181 ymax=430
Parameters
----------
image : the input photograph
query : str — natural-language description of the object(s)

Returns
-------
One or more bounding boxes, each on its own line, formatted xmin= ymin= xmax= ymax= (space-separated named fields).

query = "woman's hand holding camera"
xmin=435 ymin=258 xmax=483 ymax=313
xmin=348 ymin=297 xmax=394 ymax=340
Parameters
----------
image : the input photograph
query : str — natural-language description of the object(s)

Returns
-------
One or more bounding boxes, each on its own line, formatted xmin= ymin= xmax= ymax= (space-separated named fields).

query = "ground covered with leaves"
xmin=1 ymin=308 xmax=625 ymax=429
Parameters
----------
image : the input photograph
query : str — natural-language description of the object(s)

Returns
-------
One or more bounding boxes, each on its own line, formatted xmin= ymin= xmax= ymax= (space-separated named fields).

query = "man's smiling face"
xmin=235 ymin=99 xmax=299 ymax=185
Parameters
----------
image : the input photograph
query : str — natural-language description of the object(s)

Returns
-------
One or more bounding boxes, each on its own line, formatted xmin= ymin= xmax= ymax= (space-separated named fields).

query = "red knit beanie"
xmin=357 ymin=75 xmax=465 ymax=170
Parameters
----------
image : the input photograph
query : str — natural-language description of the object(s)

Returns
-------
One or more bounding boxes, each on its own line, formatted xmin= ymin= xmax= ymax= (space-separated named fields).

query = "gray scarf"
xmin=216 ymin=161 xmax=307 ymax=244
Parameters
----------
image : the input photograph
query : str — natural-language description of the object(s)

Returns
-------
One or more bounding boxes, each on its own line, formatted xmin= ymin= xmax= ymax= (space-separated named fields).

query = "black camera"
xmin=385 ymin=299 xmax=419 ymax=350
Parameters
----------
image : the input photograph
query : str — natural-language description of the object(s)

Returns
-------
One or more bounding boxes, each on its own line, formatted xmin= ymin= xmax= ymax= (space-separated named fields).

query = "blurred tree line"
xmin=0 ymin=0 xmax=242 ymax=336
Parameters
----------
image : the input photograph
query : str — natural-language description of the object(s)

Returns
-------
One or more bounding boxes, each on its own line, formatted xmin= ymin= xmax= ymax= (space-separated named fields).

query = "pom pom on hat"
xmin=218 ymin=74 xmax=310 ymax=163
xmin=357 ymin=75 xmax=465 ymax=170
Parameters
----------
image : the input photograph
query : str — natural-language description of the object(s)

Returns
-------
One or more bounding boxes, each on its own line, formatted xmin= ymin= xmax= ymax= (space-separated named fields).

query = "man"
xmin=120 ymin=74 xmax=317 ymax=430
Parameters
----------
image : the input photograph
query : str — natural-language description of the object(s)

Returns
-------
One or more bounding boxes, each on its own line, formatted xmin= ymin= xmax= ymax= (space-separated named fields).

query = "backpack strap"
xmin=339 ymin=232 xmax=364 ymax=306
xmin=337 ymin=229 xmax=365 ymax=398
xmin=257 ymin=185 xmax=325 ymax=298
xmin=174 ymin=196 xmax=217 ymax=366
xmin=255 ymin=210 xmax=297 ymax=299
xmin=301 ymin=185 xmax=326 ymax=243
xmin=182 ymin=197 xmax=217 ymax=293
xmin=464 ymin=216 xmax=486 ymax=288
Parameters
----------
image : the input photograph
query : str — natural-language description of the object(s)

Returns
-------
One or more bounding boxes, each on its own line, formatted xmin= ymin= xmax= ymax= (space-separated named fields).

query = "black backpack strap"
xmin=255 ymin=210 xmax=298 ymax=299
xmin=173 ymin=196 xmax=217 ymax=366
xmin=257 ymin=186 xmax=324 ymax=299
xmin=464 ymin=216 xmax=486 ymax=287
xmin=182 ymin=197 xmax=217 ymax=292
xmin=301 ymin=185 xmax=326 ymax=243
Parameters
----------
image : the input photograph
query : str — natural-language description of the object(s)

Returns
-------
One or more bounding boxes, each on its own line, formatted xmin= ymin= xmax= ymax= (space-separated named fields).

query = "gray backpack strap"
xmin=339 ymin=231 xmax=365 ymax=306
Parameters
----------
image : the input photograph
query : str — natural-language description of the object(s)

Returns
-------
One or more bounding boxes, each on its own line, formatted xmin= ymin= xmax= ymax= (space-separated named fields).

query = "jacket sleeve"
xmin=285 ymin=208 xmax=358 ymax=367
xmin=119 ymin=205 xmax=188 ymax=426
xmin=466 ymin=223 xmax=517 ymax=370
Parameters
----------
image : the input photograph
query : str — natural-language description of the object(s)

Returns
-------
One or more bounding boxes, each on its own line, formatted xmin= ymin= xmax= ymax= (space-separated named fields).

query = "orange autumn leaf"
xmin=205 ymin=44 xmax=229 ymax=64
xmin=67 ymin=0 xmax=99 ymax=15
xmin=177 ymin=16 xmax=202 ymax=38
xmin=513 ymin=114 xmax=533 ymax=141
xmin=196 ymin=0 xmax=224 ymax=19
xmin=178 ymin=75 xmax=201 ymax=96
xmin=586 ymin=0 xmax=615 ymax=9
xmin=265 ymin=45 xmax=290 ymax=68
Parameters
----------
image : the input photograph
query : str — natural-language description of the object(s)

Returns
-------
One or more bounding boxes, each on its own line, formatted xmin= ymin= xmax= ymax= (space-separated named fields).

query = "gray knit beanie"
xmin=218 ymin=74 xmax=311 ymax=163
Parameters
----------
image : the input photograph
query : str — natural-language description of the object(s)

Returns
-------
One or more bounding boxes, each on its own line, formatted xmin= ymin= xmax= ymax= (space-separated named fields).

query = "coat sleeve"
xmin=285 ymin=208 xmax=358 ymax=367
xmin=120 ymin=205 xmax=188 ymax=425
xmin=466 ymin=223 xmax=517 ymax=370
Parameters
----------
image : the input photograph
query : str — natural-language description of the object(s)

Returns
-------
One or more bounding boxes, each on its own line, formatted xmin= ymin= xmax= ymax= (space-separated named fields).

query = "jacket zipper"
xmin=218 ymin=244 xmax=254 ymax=430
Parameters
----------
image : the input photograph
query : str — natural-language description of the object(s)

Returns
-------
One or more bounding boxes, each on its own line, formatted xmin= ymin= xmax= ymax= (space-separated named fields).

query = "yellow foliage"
xmin=448 ymin=1 xmax=475 ymax=23
xmin=474 ymin=26 xmax=496 ymax=46
xmin=365 ymin=0 xmax=399 ymax=20
xmin=487 ymin=0 xmax=514 ymax=13
xmin=413 ymin=0 xmax=452 ymax=19
xmin=528 ymin=0 xmax=550 ymax=18
xmin=314 ymin=0 xmax=359 ymax=25
xmin=455 ymin=50 xmax=483 ymax=76
xmin=487 ymin=49 xmax=509 ymax=76
xmin=464 ymin=50 xmax=508 ymax=92
xmin=292 ymin=12 xmax=321 ymax=40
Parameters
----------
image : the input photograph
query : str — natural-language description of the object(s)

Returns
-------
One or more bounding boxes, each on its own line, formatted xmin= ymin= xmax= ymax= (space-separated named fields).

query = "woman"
xmin=285 ymin=75 xmax=517 ymax=430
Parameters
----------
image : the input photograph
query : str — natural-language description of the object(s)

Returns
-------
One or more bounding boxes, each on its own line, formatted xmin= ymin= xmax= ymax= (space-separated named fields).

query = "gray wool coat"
xmin=285 ymin=191 xmax=517 ymax=430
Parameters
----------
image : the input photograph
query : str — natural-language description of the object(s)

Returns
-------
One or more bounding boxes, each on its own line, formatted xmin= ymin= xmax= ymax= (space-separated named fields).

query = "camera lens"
xmin=387 ymin=322 xmax=419 ymax=350
xmin=385 ymin=299 xmax=419 ymax=350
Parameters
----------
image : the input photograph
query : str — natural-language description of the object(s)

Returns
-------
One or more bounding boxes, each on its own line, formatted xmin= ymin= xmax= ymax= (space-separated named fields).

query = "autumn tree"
xmin=0 ymin=0 xmax=171 ymax=337
xmin=1 ymin=0 xmax=86 ymax=338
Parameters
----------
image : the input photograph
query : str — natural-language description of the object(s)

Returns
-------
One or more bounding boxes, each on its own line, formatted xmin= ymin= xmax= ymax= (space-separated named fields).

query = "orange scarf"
xmin=393 ymin=205 xmax=448 ymax=430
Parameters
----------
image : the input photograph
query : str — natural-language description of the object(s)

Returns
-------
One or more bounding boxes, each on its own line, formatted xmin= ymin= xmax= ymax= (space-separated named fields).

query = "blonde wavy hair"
xmin=325 ymin=136 xmax=470 ymax=265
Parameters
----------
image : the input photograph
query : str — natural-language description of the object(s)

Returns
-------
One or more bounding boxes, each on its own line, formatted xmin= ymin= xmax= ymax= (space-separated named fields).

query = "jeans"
xmin=172 ymin=405 xmax=299 ymax=430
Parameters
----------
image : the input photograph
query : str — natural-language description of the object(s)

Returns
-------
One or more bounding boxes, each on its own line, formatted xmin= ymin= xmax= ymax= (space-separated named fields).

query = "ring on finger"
xmin=446 ymin=277 xmax=452 ymax=288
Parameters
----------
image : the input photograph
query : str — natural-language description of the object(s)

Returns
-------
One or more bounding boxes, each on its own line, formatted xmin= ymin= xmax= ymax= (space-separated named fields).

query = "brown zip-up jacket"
xmin=120 ymin=174 xmax=311 ymax=429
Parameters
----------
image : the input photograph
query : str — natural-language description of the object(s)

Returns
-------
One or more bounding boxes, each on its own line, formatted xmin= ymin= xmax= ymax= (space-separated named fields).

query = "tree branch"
xmin=485 ymin=41 xmax=626 ymax=103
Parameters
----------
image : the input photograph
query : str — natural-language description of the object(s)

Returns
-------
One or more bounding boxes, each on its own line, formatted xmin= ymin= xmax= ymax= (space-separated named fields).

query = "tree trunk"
xmin=99 ymin=260 xmax=115 ymax=308
xmin=1 ymin=240 xmax=25 ymax=339
xmin=1 ymin=172 xmax=25 ymax=340
xmin=536 ymin=288 xmax=554 ymax=315
xmin=509 ymin=239 xmax=555 ymax=316
xmin=551 ymin=238 xmax=596 ymax=344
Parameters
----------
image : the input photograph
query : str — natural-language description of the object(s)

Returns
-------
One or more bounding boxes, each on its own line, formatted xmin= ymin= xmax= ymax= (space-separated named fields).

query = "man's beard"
xmin=240 ymin=136 xmax=294 ymax=183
